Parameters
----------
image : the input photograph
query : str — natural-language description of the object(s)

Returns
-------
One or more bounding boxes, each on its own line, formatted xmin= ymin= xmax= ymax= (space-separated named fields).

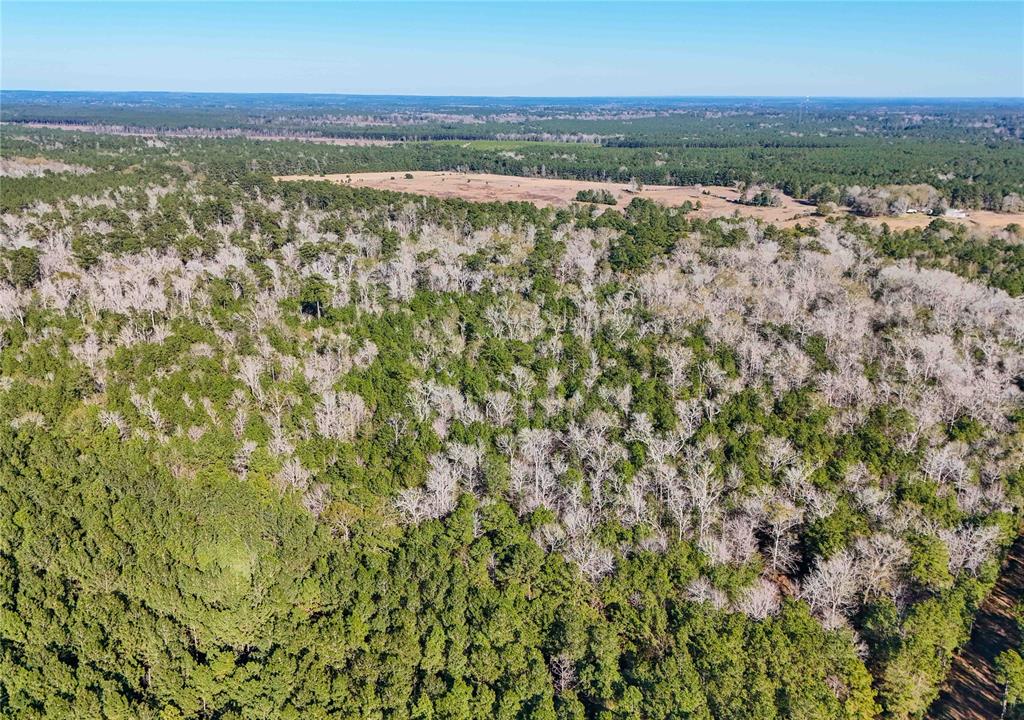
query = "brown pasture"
xmin=275 ymin=171 xmax=1024 ymax=233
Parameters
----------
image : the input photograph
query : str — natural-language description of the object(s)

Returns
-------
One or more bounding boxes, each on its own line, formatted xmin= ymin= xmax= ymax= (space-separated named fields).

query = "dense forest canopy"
xmin=1 ymin=109 xmax=1023 ymax=720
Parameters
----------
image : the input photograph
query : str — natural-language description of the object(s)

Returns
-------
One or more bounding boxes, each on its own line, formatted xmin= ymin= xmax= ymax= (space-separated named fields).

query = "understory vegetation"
xmin=0 ymin=122 xmax=1023 ymax=720
xmin=997 ymin=604 xmax=1024 ymax=719
xmin=575 ymin=189 xmax=618 ymax=206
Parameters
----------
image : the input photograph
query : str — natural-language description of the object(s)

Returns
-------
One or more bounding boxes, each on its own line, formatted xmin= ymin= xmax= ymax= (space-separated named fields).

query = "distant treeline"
xmin=2 ymin=122 xmax=1023 ymax=213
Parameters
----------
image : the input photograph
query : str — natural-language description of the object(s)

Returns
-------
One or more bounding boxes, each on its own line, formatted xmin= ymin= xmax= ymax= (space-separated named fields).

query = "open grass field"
xmin=276 ymin=171 xmax=1024 ymax=232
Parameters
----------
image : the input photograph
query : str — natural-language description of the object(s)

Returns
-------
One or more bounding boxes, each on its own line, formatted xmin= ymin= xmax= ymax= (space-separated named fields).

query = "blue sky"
xmin=2 ymin=1 xmax=1022 ymax=97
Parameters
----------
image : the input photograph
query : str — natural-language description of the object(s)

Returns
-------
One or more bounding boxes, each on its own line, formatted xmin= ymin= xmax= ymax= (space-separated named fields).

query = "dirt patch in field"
xmin=276 ymin=171 xmax=1024 ymax=232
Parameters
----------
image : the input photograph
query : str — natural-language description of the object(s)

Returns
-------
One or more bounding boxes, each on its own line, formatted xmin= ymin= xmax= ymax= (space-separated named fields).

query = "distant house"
xmin=943 ymin=208 xmax=968 ymax=219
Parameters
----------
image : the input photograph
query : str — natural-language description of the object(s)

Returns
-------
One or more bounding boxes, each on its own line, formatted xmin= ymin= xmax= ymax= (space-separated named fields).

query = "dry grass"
xmin=276 ymin=171 xmax=1024 ymax=232
xmin=0 ymin=156 xmax=94 ymax=177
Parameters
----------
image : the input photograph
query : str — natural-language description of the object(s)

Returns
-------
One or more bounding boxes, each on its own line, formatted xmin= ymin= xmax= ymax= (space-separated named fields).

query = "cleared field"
xmin=277 ymin=171 xmax=814 ymax=224
xmin=276 ymin=171 xmax=1024 ymax=232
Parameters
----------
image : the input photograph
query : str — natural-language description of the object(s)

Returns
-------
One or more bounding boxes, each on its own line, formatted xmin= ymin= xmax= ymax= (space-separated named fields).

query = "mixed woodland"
xmin=1 ymin=111 xmax=1023 ymax=719
xmin=3 ymin=94 xmax=1023 ymax=212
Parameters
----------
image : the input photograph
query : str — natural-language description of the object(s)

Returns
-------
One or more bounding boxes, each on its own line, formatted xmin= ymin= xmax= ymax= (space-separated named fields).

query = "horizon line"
xmin=3 ymin=89 xmax=1023 ymax=101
